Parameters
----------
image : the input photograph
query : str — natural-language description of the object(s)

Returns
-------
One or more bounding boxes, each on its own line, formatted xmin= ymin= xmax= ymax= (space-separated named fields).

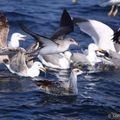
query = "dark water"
xmin=0 ymin=0 xmax=120 ymax=120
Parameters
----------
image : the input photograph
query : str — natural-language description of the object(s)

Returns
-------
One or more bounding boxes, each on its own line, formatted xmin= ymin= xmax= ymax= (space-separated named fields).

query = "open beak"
xmin=20 ymin=35 xmax=27 ymax=41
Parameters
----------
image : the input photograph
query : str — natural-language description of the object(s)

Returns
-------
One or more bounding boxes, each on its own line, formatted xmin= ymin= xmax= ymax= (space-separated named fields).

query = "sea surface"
xmin=0 ymin=0 xmax=120 ymax=120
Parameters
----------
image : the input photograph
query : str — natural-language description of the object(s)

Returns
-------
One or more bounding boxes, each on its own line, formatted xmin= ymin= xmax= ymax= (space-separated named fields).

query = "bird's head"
xmin=11 ymin=33 xmax=27 ymax=41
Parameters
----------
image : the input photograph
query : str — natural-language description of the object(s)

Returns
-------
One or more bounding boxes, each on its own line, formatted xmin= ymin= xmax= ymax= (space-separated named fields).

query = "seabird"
xmin=70 ymin=43 xmax=102 ymax=66
xmin=33 ymin=68 xmax=83 ymax=96
xmin=0 ymin=12 xmax=26 ymax=63
xmin=20 ymin=24 xmax=79 ymax=55
xmin=0 ymin=48 xmax=46 ymax=77
xmin=36 ymin=9 xmax=75 ymax=69
xmin=73 ymin=17 xmax=116 ymax=52
xmin=20 ymin=9 xmax=79 ymax=55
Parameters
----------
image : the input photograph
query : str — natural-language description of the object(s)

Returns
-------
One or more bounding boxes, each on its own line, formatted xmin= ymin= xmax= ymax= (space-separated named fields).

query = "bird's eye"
xmin=76 ymin=69 xmax=80 ymax=72
xmin=69 ymin=39 xmax=73 ymax=42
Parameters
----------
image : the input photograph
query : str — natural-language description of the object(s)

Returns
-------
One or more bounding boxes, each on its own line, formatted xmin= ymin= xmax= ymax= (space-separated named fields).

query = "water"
xmin=0 ymin=0 xmax=120 ymax=120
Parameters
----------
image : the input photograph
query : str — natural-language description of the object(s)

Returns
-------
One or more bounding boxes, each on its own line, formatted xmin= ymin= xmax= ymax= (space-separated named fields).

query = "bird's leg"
xmin=113 ymin=4 xmax=120 ymax=16
xmin=108 ymin=4 xmax=115 ymax=16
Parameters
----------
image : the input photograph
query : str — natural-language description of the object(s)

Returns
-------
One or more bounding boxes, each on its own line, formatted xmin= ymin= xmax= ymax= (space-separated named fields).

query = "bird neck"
xmin=10 ymin=36 xmax=19 ymax=48
xmin=69 ymin=72 xmax=78 ymax=95
xmin=87 ymin=50 xmax=101 ymax=66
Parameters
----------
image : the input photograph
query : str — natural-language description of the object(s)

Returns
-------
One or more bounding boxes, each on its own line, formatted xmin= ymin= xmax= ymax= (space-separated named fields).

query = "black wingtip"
xmin=73 ymin=17 xmax=88 ymax=25
xmin=51 ymin=9 xmax=74 ymax=40
xmin=113 ymin=29 xmax=120 ymax=44
xmin=60 ymin=9 xmax=73 ymax=27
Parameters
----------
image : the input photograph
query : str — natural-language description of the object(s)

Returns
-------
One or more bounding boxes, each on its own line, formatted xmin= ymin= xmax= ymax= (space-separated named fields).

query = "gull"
xmin=36 ymin=9 xmax=75 ymax=69
xmin=20 ymin=10 xmax=79 ymax=55
xmin=73 ymin=17 xmax=116 ymax=52
xmin=19 ymin=9 xmax=78 ymax=69
xmin=0 ymin=12 xmax=26 ymax=63
xmin=0 ymin=48 xmax=46 ymax=77
xmin=20 ymin=24 xmax=79 ymax=55
xmin=33 ymin=68 xmax=83 ymax=96
xmin=69 ymin=43 xmax=102 ymax=66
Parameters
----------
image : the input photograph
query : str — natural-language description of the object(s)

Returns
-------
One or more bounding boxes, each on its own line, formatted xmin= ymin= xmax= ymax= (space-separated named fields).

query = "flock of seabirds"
xmin=0 ymin=1 xmax=120 ymax=96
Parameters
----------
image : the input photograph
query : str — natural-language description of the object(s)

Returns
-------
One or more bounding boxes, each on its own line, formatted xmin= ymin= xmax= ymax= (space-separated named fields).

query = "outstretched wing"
xmin=73 ymin=17 xmax=115 ymax=51
xmin=51 ymin=9 xmax=74 ymax=40
xmin=20 ymin=24 xmax=58 ymax=47
xmin=0 ymin=12 xmax=9 ymax=48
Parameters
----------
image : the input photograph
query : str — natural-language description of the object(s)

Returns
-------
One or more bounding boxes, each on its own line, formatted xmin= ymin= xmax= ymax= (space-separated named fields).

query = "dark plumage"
xmin=51 ymin=9 xmax=74 ymax=40
xmin=113 ymin=29 xmax=120 ymax=44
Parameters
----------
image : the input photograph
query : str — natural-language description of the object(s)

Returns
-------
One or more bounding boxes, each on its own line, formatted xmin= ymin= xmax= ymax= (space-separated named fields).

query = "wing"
xmin=0 ymin=48 xmax=21 ymax=56
xmin=43 ymin=53 xmax=63 ymax=65
xmin=10 ymin=51 xmax=27 ymax=73
xmin=112 ymin=29 xmax=120 ymax=52
xmin=20 ymin=24 xmax=58 ymax=47
xmin=0 ymin=12 xmax=9 ymax=48
xmin=51 ymin=9 xmax=74 ymax=40
xmin=73 ymin=17 xmax=115 ymax=51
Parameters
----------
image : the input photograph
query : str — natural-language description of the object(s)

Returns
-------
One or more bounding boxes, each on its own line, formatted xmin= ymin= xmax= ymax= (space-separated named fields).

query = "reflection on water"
xmin=0 ymin=70 xmax=37 ymax=92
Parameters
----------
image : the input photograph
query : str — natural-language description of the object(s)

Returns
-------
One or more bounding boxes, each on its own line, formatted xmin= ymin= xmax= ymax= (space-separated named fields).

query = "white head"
xmin=32 ymin=61 xmax=46 ymax=72
xmin=11 ymin=33 xmax=26 ymax=41
xmin=88 ymin=43 xmax=99 ymax=52
xmin=63 ymin=38 xmax=80 ymax=47
xmin=9 ymin=33 xmax=27 ymax=48
xmin=72 ymin=68 xmax=83 ymax=76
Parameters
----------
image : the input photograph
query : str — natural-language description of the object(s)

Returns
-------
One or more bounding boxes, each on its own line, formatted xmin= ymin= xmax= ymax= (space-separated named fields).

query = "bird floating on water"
xmin=0 ymin=48 xmax=46 ymax=77
xmin=33 ymin=68 xmax=83 ymax=96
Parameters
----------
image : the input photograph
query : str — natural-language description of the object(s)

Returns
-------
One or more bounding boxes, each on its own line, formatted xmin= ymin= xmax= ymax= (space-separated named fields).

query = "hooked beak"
xmin=74 ymin=41 xmax=80 ymax=46
xmin=20 ymin=35 xmax=27 ymax=41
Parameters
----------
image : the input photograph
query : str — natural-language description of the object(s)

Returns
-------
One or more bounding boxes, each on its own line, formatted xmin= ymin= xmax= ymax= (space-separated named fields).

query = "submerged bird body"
xmin=33 ymin=68 xmax=83 ymax=96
